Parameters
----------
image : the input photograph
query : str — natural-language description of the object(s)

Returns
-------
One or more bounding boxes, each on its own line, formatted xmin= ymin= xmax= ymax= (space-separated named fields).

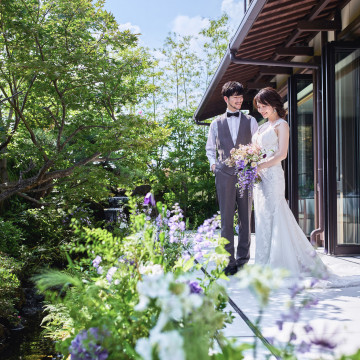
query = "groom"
xmin=206 ymin=81 xmax=258 ymax=275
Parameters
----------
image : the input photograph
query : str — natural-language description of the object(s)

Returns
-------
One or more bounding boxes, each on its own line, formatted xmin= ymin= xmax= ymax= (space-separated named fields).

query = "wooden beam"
xmin=246 ymin=81 xmax=275 ymax=89
xmin=338 ymin=14 xmax=360 ymax=41
xmin=275 ymin=47 xmax=314 ymax=56
xmin=258 ymin=66 xmax=292 ymax=75
xmin=298 ymin=20 xmax=341 ymax=32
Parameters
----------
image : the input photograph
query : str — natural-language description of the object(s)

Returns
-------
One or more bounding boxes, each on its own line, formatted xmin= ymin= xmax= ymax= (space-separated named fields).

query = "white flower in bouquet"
xmin=225 ymin=143 xmax=266 ymax=197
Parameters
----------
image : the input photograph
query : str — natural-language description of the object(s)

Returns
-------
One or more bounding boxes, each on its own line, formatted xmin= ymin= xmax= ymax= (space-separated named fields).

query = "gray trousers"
xmin=215 ymin=167 xmax=252 ymax=266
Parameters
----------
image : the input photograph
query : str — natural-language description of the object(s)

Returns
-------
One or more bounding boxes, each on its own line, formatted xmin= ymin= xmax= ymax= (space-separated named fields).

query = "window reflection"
xmin=297 ymin=82 xmax=314 ymax=236
xmin=335 ymin=49 xmax=360 ymax=245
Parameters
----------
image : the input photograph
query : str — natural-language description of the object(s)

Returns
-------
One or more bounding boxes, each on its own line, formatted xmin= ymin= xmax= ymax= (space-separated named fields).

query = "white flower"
xmin=139 ymin=263 xmax=164 ymax=276
xmin=181 ymin=293 xmax=203 ymax=315
xmin=158 ymin=296 xmax=183 ymax=321
xmin=135 ymin=338 xmax=152 ymax=360
xmin=136 ymin=330 xmax=185 ymax=360
xmin=155 ymin=330 xmax=185 ymax=360
xmin=134 ymin=295 xmax=150 ymax=312
xmin=137 ymin=273 xmax=171 ymax=299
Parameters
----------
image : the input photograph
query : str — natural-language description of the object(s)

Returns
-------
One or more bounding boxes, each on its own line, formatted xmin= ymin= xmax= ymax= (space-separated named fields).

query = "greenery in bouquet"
xmin=225 ymin=144 xmax=266 ymax=197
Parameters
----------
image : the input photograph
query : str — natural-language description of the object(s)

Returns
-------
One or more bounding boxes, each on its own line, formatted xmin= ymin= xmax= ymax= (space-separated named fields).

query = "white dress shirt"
xmin=206 ymin=111 xmax=259 ymax=169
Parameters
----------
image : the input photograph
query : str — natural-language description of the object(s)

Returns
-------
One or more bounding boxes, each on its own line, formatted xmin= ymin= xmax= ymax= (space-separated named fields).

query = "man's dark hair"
xmin=221 ymin=81 xmax=244 ymax=98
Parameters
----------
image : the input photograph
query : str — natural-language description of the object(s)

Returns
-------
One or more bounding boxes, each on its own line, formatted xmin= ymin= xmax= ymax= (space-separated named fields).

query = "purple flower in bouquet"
xmin=225 ymin=143 xmax=265 ymax=198
xmin=143 ymin=192 xmax=156 ymax=207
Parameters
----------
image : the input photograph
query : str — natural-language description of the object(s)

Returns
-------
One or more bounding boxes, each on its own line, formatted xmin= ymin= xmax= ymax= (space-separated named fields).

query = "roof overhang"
xmin=194 ymin=0 xmax=348 ymax=123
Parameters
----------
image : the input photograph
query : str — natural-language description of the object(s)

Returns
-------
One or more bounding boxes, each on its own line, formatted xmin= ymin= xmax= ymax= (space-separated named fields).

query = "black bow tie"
xmin=227 ymin=111 xmax=240 ymax=117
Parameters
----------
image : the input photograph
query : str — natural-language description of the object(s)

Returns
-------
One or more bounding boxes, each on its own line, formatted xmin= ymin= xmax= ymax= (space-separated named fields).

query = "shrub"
xmin=0 ymin=254 xmax=22 ymax=325
xmin=0 ymin=217 xmax=24 ymax=256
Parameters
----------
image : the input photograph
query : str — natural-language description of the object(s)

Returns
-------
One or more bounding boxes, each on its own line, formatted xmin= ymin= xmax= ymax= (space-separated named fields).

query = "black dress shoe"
xmin=224 ymin=264 xmax=238 ymax=276
xmin=236 ymin=263 xmax=245 ymax=270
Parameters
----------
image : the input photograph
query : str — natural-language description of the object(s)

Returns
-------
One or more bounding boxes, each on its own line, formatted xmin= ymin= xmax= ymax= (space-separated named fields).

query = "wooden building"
xmin=194 ymin=0 xmax=360 ymax=255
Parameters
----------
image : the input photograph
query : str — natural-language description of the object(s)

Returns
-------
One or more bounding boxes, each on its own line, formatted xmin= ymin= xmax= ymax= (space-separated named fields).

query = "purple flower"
xmin=168 ymin=205 xmax=186 ymax=244
xmin=276 ymin=320 xmax=283 ymax=331
xmin=282 ymin=307 xmax=300 ymax=322
xmin=194 ymin=244 xmax=202 ymax=252
xmin=194 ymin=234 xmax=203 ymax=242
xmin=309 ymin=326 xmax=339 ymax=350
xmin=310 ymin=336 xmax=337 ymax=350
xmin=303 ymin=324 xmax=313 ymax=333
xmin=106 ymin=267 xmax=117 ymax=283
xmin=182 ymin=236 xmax=189 ymax=245
xmin=69 ymin=327 xmax=109 ymax=360
xmin=183 ymin=253 xmax=191 ymax=261
xmin=92 ymin=256 xmax=102 ymax=268
xmin=289 ymin=283 xmax=305 ymax=298
xmin=303 ymin=297 xmax=319 ymax=308
xmin=189 ymin=281 xmax=203 ymax=294
xmin=143 ymin=192 xmax=156 ymax=207
xmin=298 ymin=341 xmax=311 ymax=353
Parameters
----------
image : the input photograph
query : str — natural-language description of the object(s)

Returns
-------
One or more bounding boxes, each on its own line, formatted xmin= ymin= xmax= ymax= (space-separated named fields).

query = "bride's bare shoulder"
xmin=275 ymin=119 xmax=289 ymax=129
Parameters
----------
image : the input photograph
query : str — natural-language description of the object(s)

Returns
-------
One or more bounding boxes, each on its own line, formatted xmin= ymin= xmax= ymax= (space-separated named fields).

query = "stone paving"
xmin=196 ymin=234 xmax=360 ymax=360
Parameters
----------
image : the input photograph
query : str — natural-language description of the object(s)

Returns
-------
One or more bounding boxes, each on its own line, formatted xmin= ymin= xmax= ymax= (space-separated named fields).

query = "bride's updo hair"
xmin=253 ymin=87 xmax=287 ymax=119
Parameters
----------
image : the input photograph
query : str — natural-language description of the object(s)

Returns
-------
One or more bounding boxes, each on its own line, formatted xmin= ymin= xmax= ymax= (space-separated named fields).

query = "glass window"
xmin=335 ymin=49 xmax=360 ymax=245
xmin=296 ymin=82 xmax=314 ymax=236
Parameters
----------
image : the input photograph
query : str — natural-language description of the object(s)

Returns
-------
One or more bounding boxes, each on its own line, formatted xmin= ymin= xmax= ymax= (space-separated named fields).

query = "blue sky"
xmin=103 ymin=0 xmax=245 ymax=49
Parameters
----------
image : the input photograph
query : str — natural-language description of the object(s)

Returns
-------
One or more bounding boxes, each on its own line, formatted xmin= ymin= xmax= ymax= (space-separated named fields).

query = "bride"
xmin=251 ymin=87 xmax=328 ymax=278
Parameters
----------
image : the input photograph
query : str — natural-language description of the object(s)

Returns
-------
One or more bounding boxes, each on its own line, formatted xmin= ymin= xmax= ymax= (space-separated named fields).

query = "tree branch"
xmin=0 ymin=85 xmax=49 ymax=162
xmin=17 ymin=192 xmax=50 ymax=206
xmin=0 ymin=152 xmax=101 ymax=202
xmin=59 ymin=125 xmax=113 ymax=151
xmin=43 ymin=106 xmax=60 ymax=129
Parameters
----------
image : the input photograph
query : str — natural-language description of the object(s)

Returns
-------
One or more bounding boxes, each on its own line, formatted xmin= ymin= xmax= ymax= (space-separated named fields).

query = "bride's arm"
xmin=257 ymin=122 xmax=289 ymax=171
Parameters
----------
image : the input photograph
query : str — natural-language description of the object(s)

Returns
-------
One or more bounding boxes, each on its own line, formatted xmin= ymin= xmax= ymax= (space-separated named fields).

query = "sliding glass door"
xmin=288 ymin=75 xmax=315 ymax=237
xmin=323 ymin=42 xmax=360 ymax=255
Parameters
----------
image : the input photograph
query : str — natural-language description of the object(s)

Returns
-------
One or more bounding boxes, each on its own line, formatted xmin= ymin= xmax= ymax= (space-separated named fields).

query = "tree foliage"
xmin=0 ymin=0 xmax=165 ymax=204
xmin=149 ymin=108 xmax=217 ymax=225
xmin=140 ymin=15 xmax=232 ymax=225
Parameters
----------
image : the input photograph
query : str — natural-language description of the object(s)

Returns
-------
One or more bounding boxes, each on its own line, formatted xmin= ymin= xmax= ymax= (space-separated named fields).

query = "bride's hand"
xmin=256 ymin=163 xmax=265 ymax=175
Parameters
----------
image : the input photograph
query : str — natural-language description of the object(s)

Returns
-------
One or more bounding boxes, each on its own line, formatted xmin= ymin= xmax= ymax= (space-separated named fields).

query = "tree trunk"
xmin=0 ymin=157 xmax=9 ymax=212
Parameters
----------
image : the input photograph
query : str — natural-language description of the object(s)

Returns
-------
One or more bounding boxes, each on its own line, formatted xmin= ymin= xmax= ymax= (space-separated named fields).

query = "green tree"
xmin=150 ymin=108 xmax=216 ymax=225
xmin=200 ymin=14 xmax=231 ymax=88
xmin=161 ymin=33 xmax=202 ymax=109
xmin=0 ymin=0 xmax=164 ymax=205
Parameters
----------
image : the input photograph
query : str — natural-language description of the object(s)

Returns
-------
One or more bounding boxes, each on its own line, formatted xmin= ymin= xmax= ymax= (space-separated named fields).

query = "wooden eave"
xmin=194 ymin=0 xmax=349 ymax=123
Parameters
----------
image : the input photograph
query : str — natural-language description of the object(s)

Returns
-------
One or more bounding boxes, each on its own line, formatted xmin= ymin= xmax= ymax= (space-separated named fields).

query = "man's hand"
xmin=211 ymin=164 xmax=216 ymax=173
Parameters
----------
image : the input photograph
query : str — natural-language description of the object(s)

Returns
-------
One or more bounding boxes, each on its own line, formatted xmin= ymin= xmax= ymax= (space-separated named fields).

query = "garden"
xmin=1 ymin=0 xmax=360 ymax=359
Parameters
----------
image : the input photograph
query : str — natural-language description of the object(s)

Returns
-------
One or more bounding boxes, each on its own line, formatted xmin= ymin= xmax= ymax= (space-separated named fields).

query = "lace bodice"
xmin=252 ymin=118 xmax=287 ymax=159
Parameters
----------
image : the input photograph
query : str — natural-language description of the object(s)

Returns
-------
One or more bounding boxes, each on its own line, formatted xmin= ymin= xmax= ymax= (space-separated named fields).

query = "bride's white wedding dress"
xmin=252 ymin=119 xmax=360 ymax=286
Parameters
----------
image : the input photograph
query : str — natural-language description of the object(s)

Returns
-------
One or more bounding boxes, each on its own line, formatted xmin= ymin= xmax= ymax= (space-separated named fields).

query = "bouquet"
xmin=225 ymin=143 xmax=266 ymax=197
